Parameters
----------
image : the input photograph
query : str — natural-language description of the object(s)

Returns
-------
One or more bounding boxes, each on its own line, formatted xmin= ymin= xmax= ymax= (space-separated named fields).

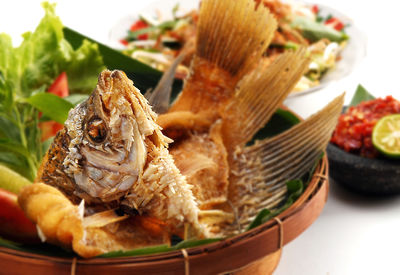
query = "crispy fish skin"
xmin=36 ymin=128 xmax=81 ymax=202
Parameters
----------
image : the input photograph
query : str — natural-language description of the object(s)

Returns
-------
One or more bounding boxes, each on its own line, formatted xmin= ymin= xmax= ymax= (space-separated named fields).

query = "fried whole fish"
xmin=19 ymin=0 xmax=344 ymax=257
xmin=19 ymin=70 xmax=206 ymax=257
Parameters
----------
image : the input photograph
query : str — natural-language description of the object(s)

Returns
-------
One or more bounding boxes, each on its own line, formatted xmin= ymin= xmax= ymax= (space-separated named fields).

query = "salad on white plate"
xmin=109 ymin=0 xmax=366 ymax=96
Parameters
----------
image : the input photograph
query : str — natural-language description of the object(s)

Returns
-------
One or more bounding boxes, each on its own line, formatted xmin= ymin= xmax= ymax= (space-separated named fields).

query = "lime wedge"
xmin=0 ymin=164 xmax=32 ymax=194
xmin=372 ymin=114 xmax=400 ymax=158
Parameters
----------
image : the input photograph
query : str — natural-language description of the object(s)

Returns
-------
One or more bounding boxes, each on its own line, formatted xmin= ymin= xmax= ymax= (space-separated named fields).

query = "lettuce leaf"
xmin=0 ymin=2 xmax=104 ymax=97
xmin=291 ymin=16 xmax=348 ymax=43
xmin=66 ymin=39 xmax=104 ymax=94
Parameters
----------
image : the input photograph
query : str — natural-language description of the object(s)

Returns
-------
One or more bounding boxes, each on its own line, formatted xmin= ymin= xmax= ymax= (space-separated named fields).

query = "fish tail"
xmin=221 ymin=48 xmax=310 ymax=151
xmin=170 ymin=0 xmax=277 ymax=114
xmin=228 ymin=94 xmax=344 ymax=229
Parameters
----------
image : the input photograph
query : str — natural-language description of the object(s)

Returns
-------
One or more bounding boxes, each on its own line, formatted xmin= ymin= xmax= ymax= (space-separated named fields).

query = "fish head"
xmin=63 ymin=70 xmax=168 ymax=203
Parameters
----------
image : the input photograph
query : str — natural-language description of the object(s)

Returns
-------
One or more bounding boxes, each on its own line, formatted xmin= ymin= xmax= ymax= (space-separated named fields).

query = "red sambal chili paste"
xmin=331 ymin=96 xmax=400 ymax=158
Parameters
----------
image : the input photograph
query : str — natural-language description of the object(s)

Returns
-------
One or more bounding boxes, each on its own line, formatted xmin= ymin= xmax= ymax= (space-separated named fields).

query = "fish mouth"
xmin=94 ymin=70 xmax=130 ymax=116
xmin=97 ymin=70 xmax=134 ymax=112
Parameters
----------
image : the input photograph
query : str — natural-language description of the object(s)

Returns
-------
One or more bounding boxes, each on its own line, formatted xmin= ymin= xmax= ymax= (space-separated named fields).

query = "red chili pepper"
xmin=120 ymin=39 xmax=129 ymax=46
xmin=137 ymin=33 xmax=149 ymax=40
xmin=324 ymin=17 xmax=345 ymax=31
xmin=335 ymin=21 xmax=345 ymax=31
xmin=331 ymin=96 xmax=400 ymax=158
xmin=130 ymin=20 xmax=149 ymax=40
xmin=130 ymin=20 xmax=148 ymax=31
xmin=311 ymin=5 xmax=319 ymax=14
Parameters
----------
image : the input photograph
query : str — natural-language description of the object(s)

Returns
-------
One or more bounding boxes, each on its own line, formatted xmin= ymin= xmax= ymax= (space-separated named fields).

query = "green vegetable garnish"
xmin=25 ymin=93 xmax=74 ymax=124
xmin=349 ymin=84 xmax=375 ymax=107
xmin=0 ymin=3 xmax=104 ymax=180
xmin=291 ymin=16 xmax=348 ymax=43
xmin=99 ymin=238 xmax=221 ymax=258
xmin=172 ymin=3 xmax=180 ymax=19
xmin=126 ymin=20 xmax=180 ymax=41
xmin=284 ymin=41 xmax=299 ymax=50
xmin=0 ymin=164 xmax=32 ymax=194
xmin=247 ymin=179 xmax=304 ymax=230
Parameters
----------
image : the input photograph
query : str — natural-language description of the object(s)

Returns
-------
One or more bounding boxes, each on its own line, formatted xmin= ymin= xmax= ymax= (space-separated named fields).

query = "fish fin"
xmin=170 ymin=0 xmax=277 ymax=114
xmin=145 ymin=53 xmax=185 ymax=114
xmin=228 ymin=94 xmax=344 ymax=229
xmin=194 ymin=0 xmax=276 ymax=79
xmin=83 ymin=210 xmax=128 ymax=228
xmin=221 ymin=48 xmax=310 ymax=150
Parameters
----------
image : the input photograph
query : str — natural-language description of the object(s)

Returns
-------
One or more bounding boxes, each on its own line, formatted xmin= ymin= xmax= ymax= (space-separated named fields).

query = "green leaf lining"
xmin=349 ymin=84 xmax=375 ymax=107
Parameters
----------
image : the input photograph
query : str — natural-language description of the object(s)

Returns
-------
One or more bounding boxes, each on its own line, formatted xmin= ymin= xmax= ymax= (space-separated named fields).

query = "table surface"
xmin=1 ymin=1 xmax=400 ymax=274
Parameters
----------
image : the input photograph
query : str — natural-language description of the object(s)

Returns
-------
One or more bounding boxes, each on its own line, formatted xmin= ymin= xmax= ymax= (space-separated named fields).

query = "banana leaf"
xmin=348 ymin=84 xmax=375 ymax=107
xmin=63 ymin=27 xmax=183 ymax=96
xmin=0 ymin=237 xmax=74 ymax=257
xmin=99 ymin=238 xmax=221 ymax=258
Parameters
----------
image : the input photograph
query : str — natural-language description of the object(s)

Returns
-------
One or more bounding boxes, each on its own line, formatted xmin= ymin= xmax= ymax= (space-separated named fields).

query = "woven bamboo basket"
xmin=0 ymin=156 xmax=329 ymax=275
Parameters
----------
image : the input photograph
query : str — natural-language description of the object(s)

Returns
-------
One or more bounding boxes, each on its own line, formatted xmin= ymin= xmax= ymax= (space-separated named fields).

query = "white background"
xmin=1 ymin=0 xmax=400 ymax=274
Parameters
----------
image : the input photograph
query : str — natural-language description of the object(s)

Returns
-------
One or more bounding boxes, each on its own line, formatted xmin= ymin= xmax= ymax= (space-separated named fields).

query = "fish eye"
xmin=86 ymin=117 xmax=107 ymax=143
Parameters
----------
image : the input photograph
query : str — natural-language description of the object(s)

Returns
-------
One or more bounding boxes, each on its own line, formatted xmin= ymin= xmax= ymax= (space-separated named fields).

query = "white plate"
xmin=108 ymin=0 xmax=198 ymax=50
xmin=108 ymin=0 xmax=367 ymax=97
xmin=288 ymin=2 xmax=367 ymax=98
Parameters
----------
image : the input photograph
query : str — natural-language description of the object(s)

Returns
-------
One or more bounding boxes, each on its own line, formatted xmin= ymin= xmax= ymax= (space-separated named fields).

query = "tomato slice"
xmin=39 ymin=120 xmax=64 ymax=141
xmin=120 ymin=39 xmax=129 ymax=46
xmin=48 ymin=72 xmax=69 ymax=97
xmin=0 ymin=188 xmax=39 ymax=243
xmin=130 ymin=20 xmax=148 ymax=31
xmin=311 ymin=5 xmax=319 ymax=14
xmin=324 ymin=17 xmax=345 ymax=31
xmin=39 ymin=72 xmax=69 ymax=141
xmin=130 ymin=20 xmax=149 ymax=40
